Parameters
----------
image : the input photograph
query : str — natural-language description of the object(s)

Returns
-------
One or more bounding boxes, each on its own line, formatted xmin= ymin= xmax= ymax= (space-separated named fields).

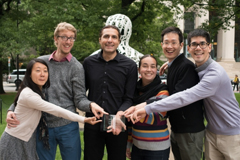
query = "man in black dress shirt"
xmin=83 ymin=25 xmax=138 ymax=160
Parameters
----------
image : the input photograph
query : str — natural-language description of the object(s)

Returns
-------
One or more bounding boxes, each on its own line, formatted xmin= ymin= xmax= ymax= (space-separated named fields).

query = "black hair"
xmin=14 ymin=59 xmax=50 ymax=106
xmin=139 ymin=54 xmax=158 ymax=68
xmin=187 ymin=29 xmax=211 ymax=45
xmin=99 ymin=25 xmax=121 ymax=40
xmin=161 ymin=26 xmax=183 ymax=43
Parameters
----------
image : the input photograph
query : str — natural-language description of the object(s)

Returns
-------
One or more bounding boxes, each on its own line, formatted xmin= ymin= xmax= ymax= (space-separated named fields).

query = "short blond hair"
xmin=54 ymin=22 xmax=77 ymax=47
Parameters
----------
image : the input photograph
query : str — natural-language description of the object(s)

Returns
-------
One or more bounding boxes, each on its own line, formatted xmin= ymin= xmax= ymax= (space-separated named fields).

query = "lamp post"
xmin=16 ymin=54 xmax=20 ymax=91
xmin=8 ymin=57 xmax=11 ymax=75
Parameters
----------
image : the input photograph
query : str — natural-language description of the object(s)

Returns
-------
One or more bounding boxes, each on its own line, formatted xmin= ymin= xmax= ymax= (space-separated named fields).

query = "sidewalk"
xmin=234 ymin=90 xmax=240 ymax=93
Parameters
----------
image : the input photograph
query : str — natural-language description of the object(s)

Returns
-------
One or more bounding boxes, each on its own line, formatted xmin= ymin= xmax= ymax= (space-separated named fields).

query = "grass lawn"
xmin=0 ymin=93 xmax=16 ymax=133
xmin=0 ymin=92 xmax=240 ymax=160
xmin=235 ymin=93 xmax=240 ymax=104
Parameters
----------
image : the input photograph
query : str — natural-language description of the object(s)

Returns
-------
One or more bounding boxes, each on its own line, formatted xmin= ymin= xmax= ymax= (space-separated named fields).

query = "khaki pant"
xmin=205 ymin=129 xmax=240 ymax=160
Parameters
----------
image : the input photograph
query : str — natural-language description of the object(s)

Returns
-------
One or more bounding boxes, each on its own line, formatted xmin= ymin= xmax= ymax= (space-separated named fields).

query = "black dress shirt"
xmin=83 ymin=50 xmax=138 ymax=118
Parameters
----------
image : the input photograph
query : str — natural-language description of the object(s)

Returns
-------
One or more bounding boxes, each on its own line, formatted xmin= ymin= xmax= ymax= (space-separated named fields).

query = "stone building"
xmin=169 ymin=3 xmax=240 ymax=79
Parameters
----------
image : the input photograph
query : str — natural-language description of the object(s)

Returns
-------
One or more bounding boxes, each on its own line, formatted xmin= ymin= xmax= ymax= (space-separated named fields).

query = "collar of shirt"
xmin=49 ymin=51 xmax=72 ymax=62
xmin=168 ymin=53 xmax=182 ymax=67
xmin=97 ymin=50 xmax=121 ymax=62
xmin=195 ymin=55 xmax=213 ymax=73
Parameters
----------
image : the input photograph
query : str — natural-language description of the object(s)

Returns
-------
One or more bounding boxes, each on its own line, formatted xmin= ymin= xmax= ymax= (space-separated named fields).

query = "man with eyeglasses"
xmin=6 ymin=22 xmax=107 ymax=160
xmin=159 ymin=26 xmax=205 ymax=160
xmin=131 ymin=28 xmax=240 ymax=160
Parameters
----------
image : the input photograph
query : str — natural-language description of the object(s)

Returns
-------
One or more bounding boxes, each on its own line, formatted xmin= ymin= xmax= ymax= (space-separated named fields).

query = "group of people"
xmin=0 ymin=18 xmax=239 ymax=160
xmin=128 ymin=27 xmax=240 ymax=160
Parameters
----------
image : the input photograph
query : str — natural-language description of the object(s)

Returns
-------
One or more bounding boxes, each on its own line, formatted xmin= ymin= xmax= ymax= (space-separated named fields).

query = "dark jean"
xmin=36 ymin=122 xmax=81 ymax=160
xmin=131 ymin=145 xmax=170 ymax=160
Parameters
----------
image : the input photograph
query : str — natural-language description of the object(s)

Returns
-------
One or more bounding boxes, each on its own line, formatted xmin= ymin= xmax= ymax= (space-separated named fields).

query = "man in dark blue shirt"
xmin=83 ymin=25 xmax=138 ymax=160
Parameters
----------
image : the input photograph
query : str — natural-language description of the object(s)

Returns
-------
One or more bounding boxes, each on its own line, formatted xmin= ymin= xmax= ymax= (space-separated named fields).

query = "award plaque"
xmin=102 ymin=114 xmax=126 ymax=132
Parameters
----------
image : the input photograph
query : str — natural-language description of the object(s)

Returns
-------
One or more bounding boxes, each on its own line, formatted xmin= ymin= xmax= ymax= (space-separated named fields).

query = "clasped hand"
xmin=123 ymin=102 xmax=147 ymax=124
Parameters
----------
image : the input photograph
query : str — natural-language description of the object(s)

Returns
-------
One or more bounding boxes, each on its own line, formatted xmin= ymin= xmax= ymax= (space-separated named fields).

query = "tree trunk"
xmin=121 ymin=0 xmax=135 ymax=8
xmin=0 ymin=60 xmax=6 ymax=94
xmin=121 ymin=0 xmax=135 ymax=13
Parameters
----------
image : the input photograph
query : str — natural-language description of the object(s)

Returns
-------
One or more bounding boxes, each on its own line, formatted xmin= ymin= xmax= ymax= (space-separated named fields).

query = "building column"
xmin=175 ymin=5 xmax=184 ymax=53
xmin=217 ymin=19 xmax=236 ymax=62
xmin=195 ymin=3 xmax=209 ymax=28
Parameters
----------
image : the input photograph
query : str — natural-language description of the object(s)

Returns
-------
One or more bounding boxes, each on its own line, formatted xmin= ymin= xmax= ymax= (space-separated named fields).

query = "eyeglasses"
xmin=57 ymin=36 xmax=76 ymax=42
xmin=162 ymin=42 xmax=179 ymax=47
xmin=189 ymin=42 xmax=209 ymax=49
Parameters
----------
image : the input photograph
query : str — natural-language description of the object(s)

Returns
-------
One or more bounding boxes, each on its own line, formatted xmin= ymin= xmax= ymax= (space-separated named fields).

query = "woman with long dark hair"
xmin=0 ymin=59 xmax=100 ymax=160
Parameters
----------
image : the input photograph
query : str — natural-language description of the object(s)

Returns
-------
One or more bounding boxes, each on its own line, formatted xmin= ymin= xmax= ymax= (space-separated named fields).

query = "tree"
xmin=175 ymin=0 xmax=240 ymax=37
xmin=1 ymin=0 xmax=240 ymax=94
xmin=0 ymin=0 xmax=29 ymax=93
xmin=17 ymin=0 xmax=174 ymax=59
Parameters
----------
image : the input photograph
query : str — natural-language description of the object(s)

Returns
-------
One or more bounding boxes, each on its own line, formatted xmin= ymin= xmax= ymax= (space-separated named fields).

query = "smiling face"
xmin=99 ymin=28 xmax=120 ymax=55
xmin=139 ymin=56 xmax=157 ymax=86
xmin=161 ymin=32 xmax=183 ymax=62
xmin=54 ymin=29 xmax=75 ymax=55
xmin=31 ymin=62 xmax=48 ymax=89
xmin=187 ymin=36 xmax=211 ymax=67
